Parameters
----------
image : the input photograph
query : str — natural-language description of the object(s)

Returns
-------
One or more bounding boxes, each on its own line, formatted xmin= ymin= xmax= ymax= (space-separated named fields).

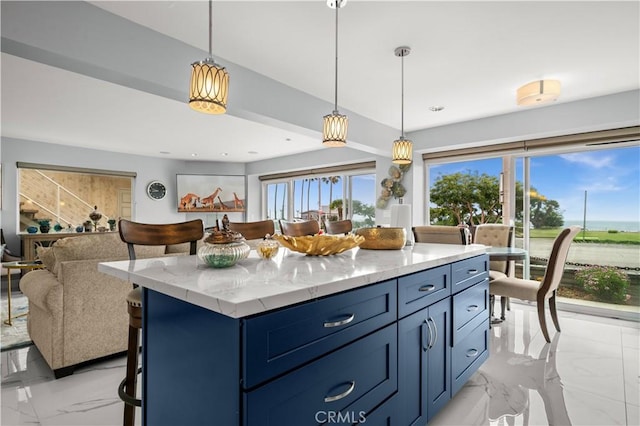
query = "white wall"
xmin=0 ymin=137 xmax=244 ymax=252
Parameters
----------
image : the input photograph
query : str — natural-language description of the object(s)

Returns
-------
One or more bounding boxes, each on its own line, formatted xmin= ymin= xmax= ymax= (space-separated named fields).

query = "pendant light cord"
xmin=208 ymin=0 xmax=213 ymax=57
xmin=333 ymin=1 xmax=339 ymax=113
xmin=401 ymin=53 xmax=404 ymax=138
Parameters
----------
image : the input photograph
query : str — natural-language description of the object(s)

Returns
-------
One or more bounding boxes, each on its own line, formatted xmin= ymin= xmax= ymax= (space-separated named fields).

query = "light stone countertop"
xmin=98 ymin=243 xmax=487 ymax=319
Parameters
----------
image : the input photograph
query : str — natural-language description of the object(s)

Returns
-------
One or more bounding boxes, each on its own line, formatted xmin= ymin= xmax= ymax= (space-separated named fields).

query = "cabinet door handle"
xmin=466 ymin=348 xmax=479 ymax=358
xmin=427 ymin=317 xmax=438 ymax=349
xmin=323 ymin=313 xmax=355 ymax=328
xmin=467 ymin=269 xmax=479 ymax=275
xmin=324 ymin=381 xmax=355 ymax=403
xmin=466 ymin=304 xmax=479 ymax=312
xmin=422 ymin=321 xmax=429 ymax=352
xmin=419 ymin=284 xmax=436 ymax=292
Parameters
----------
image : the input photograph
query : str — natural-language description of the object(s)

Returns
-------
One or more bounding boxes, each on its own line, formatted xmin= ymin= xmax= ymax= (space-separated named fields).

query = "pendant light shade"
xmin=392 ymin=46 xmax=412 ymax=165
xmin=189 ymin=59 xmax=229 ymax=114
xmin=392 ymin=137 xmax=413 ymax=165
xmin=516 ymin=79 xmax=560 ymax=106
xmin=189 ymin=0 xmax=228 ymax=114
xmin=323 ymin=111 xmax=349 ymax=147
xmin=322 ymin=0 xmax=348 ymax=147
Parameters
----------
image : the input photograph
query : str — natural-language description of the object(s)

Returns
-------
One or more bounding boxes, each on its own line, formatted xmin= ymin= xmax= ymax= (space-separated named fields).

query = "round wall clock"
xmin=147 ymin=181 xmax=167 ymax=200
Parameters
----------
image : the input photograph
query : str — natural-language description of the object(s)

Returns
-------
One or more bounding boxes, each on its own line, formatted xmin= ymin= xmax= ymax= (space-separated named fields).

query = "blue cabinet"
xmin=398 ymin=254 xmax=489 ymax=425
xmin=398 ymin=297 xmax=451 ymax=425
xmin=141 ymin=254 xmax=489 ymax=426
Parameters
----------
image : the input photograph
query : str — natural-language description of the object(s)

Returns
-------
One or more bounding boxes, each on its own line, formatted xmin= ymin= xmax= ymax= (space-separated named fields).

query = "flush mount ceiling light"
xmin=322 ymin=0 xmax=348 ymax=147
xmin=392 ymin=46 xmax=412 ymax=165
xmin=516 ymin=80 xmax=560 ymax=106
xmin=189 ymin=0 xmax=229 ymax=114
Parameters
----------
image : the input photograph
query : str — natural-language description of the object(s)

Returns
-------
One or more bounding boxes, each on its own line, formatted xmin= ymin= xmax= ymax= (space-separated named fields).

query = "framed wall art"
xmin=176 ymin=174 xmax=246 ymax=213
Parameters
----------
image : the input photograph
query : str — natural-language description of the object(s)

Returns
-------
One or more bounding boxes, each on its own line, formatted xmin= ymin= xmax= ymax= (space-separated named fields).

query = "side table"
xmin=2 ymin=261 xmax=45 ymax=325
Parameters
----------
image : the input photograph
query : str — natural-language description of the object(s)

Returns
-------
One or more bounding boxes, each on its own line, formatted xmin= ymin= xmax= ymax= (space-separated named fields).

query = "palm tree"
xmin=322 ymin=176 xmax=341 ymax=216
xmin=307 ymin=178 xmax=316 ymax=218
xmin=273 ymin=184 xmax=278 ymax=219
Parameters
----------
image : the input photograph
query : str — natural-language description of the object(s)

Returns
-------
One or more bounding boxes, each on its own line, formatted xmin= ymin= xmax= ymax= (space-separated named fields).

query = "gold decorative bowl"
xmin=273 ymin=234 xmax=365 ymax=256
xmin=355 ymin=227 xmax=406 ymax=250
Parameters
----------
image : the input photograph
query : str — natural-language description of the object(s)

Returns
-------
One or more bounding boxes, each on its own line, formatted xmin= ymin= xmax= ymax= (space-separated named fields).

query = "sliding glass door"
xmin=427 ymin=144 xmax=639 ymax=313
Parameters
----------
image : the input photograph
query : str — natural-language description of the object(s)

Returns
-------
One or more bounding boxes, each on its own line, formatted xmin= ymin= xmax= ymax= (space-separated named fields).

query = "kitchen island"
xmin=99 ymin=243 xmax=490 ymax=425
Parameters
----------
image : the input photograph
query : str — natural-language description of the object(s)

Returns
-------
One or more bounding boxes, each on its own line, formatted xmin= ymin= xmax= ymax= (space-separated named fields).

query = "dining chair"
xmin=323 ymin=219 xmax=353 ymax=235
xmin=474 ymin=224 xmax=514 ymax=320
xmin=117 ymin=219 xmax=204 ymax=426
xmin=474 ymin=224 xmax=514 ymax=280
xmin=412 ymin=225 xmax=468 ymax=244
xmin=489 ymin=226 xmax=581 ymax=343
xmin=228 ymin=219 xmax=275 ymax=240
xmin=279 ymin=219 xmax=320 ymax=237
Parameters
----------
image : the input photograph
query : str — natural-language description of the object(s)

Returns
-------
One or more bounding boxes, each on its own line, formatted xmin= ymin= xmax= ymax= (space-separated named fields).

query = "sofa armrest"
xmin=19 ymin=269 xmax=63 ymax=314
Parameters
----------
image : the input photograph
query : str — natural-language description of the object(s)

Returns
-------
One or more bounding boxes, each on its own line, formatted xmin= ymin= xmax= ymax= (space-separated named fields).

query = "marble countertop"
xmin=98 ymin=243 xmax=487 ymax=319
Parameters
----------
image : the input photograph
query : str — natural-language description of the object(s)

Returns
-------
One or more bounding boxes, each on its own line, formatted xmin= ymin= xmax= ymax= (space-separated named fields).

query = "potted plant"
xmin=107 ymin=218 xmax=117 ymax=232
xmin=38 ymin=219 xmax=51 ymax=234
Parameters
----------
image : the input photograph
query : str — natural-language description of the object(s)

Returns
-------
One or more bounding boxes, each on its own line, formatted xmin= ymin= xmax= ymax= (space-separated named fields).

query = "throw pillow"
xmin=36 ymin=246 xmax=57 ymax=272
xmin=0 ymin=243 xmax=5 ymax=260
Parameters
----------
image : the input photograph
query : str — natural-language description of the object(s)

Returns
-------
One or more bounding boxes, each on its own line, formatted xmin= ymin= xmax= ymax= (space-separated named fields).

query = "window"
xmin=261 ymin=165 xmax=375 ymax=230
xmin=17 ymin=163 xmax=134 ymax=232
xmin=425 ymin=131 xmax=639 ymax=315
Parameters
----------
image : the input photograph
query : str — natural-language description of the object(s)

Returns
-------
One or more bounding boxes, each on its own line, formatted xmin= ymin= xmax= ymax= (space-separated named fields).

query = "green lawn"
xmin=528 ymin=228 xmax=640 ymax=244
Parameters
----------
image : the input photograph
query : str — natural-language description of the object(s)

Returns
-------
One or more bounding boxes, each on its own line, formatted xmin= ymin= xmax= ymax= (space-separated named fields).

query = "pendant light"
xmin=322 ymin=0 xmax=348 ymax=147
xmin=392 ymin=46 xmax=412 ymax=165
xmin=189 ymin=0 xmax=229 ymax=114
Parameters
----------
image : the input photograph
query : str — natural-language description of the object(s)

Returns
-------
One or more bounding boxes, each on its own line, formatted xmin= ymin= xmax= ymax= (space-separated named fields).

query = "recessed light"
xmin=248 ymin=151 xmax=258 ymax=154
xmin=429 ymin=106 xmax=445 ymax=112
xmin=159 ymin=151 xmax=171 ymax=155
xmin=285 ymin=138 xmax=291 ymax=142
xmin=221 ymin=152 xmax=229 ymax=156
xmin=191 ymin=153 xmax=198 ymax=157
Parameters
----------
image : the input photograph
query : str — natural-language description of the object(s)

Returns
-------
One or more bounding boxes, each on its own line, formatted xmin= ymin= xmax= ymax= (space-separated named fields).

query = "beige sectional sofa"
xmin=19 ymin=232 xmax=193 ymax=378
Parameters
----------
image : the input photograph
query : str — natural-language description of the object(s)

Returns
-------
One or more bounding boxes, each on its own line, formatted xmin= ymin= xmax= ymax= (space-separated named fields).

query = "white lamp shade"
xmin=189 ymin=59 xmax=229 ymax=114
xmin=391 ymin=203 xmax=413 ymax=246
xmin=392 ymin=137 xmax=413 ymax=164
xmin=517 ymin=80 xmax=560 ymax=106
xmin=323 ymin=112 xmax=349 ymax=147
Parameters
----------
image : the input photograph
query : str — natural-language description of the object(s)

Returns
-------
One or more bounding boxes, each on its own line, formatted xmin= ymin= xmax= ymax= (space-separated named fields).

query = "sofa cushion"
xmin=37 ymin=246 xmax=57 ymax=272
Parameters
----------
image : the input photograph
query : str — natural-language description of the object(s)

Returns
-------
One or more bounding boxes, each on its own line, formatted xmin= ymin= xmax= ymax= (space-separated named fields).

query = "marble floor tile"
xmin=1 ymin=303 xmax=638 ymax=426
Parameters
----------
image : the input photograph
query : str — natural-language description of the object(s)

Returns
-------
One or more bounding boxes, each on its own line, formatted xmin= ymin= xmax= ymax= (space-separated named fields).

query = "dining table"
xmin=484 ymin=246 xmax=529 ymax=324
xmin=485 ymin=246 xmax=530 ymax=280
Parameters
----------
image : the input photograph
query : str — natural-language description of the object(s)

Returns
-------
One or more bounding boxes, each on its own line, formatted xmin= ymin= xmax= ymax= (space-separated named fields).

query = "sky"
xmin=430 ymin=145 xmax=640 ymax=224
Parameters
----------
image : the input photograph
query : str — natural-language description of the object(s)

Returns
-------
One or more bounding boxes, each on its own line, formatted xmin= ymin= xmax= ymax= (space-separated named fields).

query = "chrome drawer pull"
xmin=419 ymin=284 xmax=436 ymax=292
xmin=466 ymin=348 xmax=479 ymax=358
xmin=324 ymin=381 xmax=355 ymax=403
xmin=467 ymin=269 xmax=479 ymax=275
xmin=323 ymin=313 xmax=355 ymax=328
xmin=466 ymin=305 xmax=479 ymax=312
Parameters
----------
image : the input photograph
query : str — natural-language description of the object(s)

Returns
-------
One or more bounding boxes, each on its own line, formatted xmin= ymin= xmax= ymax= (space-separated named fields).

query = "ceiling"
xmin=2 ymin=1 xmax=639 ymax=162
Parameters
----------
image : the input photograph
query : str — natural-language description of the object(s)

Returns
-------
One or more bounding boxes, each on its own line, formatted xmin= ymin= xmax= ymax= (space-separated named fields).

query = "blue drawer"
xmin=358 ymin=394 xmax=398 ymax=426
xmin=452 ymin=321 xmax=489 ymax=395
xmin=243 ymin=280 xmax=397 ymax=389
xmin=452 ymin=279 xmax=489 ymax=345
xmin=244 ymin=324 xmax=397 ymax=426
xmin=398 ymin=264 xmax=450 ymax=318
xmin=451 ymin=255 xmax=488 ymax=294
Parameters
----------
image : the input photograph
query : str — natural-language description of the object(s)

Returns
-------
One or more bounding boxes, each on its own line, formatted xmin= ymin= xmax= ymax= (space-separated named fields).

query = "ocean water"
xmin=564 ymin=220 xmax=639 ymax=232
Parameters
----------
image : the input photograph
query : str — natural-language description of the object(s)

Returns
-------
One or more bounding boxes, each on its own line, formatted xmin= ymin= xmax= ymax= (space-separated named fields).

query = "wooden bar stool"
xmin=117 ymin=219 xmax=204 ymax=426
xmin=278 ymin=219 xmax=320 ymax=237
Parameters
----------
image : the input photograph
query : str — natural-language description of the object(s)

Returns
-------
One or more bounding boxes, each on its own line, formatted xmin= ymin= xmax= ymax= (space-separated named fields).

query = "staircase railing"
xmin=19 ymin=170 xmax=112 ymax=227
